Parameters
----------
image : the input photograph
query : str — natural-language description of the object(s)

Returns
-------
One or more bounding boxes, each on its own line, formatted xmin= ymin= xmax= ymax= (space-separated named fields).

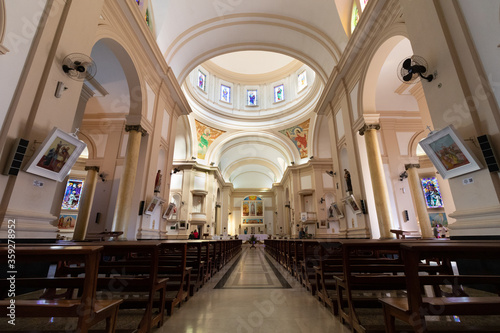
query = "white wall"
xmin=0 ymin=0 xmax=47 ymax=133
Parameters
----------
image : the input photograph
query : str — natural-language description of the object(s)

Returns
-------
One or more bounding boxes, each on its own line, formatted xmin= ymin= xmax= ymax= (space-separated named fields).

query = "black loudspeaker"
xmin=2 ymin=138 xmax=29 ymax=176
xmin=477 ymin=135 xmax=500 ymax=172
xmin=360 ymin=199 xmax=367 ymax=214
xmin=95 ymin=212 xmax=101 ymax=224
xmin=403 ymin=210 xmax=409 ymax=222
xmin=138 ymin=200 xmax=145 ymax=215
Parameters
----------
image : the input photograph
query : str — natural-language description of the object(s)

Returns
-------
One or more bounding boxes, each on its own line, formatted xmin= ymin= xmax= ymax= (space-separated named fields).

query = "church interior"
xmin=1 ymin=0 xmax=500 ymax=332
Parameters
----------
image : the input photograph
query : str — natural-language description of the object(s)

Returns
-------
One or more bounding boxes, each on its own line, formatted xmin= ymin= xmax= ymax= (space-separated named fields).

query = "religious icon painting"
xmin=421 ymin=177 xmax=444 ymax=208
xmin=298 ymin=70 xmax=307 ymax=91
xmin=58 ymin=214 xmax=77 ymax=229
xmin=25 ymin=127 xmax=87 ymax=182
xmin=198 ymin=70 xmax=206 ymax=91
xmin=61 ymin=179 xmax=84 ymax=210
xmin=247 ymin=90 xmax=257 ymax=106
xmin=279 ymin=119 xmax=310 ymax=158
xmin=220 ymin=84 xmax=231 ymax=103
xmin=419 ymin=125 xmax=482 ymax=179
xmin=195 ymin=120 xmax=226 ymax=159
xmin=274 ymin=84 xmax=284 ymax=102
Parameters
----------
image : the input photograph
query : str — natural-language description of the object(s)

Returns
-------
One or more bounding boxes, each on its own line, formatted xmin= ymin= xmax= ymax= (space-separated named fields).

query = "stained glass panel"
xmin=220 ymin=85 xmax=231 ymax=103
xmin=298 ymin=71 xmax=307 ymax=91
xmin=247 ymin=90 xmax=257 ymax=106
xmin=274 ymin=84 xmax=284 ymax=103
xmin=61 ymin=179 xmax=84 ymax=210
xmin=421 ymin=177 xmax=444 ymax=208
xmin=360 ymin=0 xmax=369 ymax=11
xmin=351 ymin=3 xmax=360 ymax=33
xmin=198 ymin=70 xmax=206 ymax=91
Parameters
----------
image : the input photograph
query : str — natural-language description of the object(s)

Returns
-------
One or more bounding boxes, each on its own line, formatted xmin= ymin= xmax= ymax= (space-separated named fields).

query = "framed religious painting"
xmin=163 ymin=202 xmax=176 ymax=219
xmin=419 ymin=125 xmax=482 ymax=179
xmin=25 ymin=127 xmax=87 ymax=182
xmin=331 ymin=202 xmax=344 ymax=218
xmin=144 ymin=196 xmax=164 ymax=215
xmin=344 ymin=195 xmax=362 ymax=214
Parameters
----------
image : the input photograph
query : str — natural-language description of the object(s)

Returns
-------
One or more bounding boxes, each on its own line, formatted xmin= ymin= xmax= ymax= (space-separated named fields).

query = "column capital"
xmin=358 ymin=124 xmax=381 ymax=136
xmin=85 ymin=166 xmax=100 ymax=172
xmin=405 ymin=163 xmax=421 ymax=170
xmin=125 ymin=124 xmax=148 ymax=136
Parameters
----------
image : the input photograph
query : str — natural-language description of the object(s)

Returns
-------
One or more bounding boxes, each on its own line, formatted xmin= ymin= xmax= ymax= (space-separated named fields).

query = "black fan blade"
xmin=412 ymin=65 xmax=427 ymax=73
xmin=402 ymin=58 xmax=412 ymax=70
xmin=403 ymin=72 xmax=414 ymax=82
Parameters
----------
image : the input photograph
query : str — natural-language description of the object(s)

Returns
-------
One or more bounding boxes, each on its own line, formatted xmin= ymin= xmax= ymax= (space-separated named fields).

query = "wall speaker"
xmin=95 ymin=212 xmax=101 ymax=224
xmin=477 ymin=135 xmax=500 ymax=172
xmin=360 ymin=199 xmax=367 ymax=214
xmin=2 ymin=138 xmax=29 ymax=176
xmin=402 ymin=210 xmax=409 ymax=222
xmin=138 ymin=200 xmax=145 ymax=215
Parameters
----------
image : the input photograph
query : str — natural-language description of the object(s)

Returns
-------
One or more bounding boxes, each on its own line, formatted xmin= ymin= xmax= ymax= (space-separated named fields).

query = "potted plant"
xmin=248 ymin=234 xmax=257 ymax=249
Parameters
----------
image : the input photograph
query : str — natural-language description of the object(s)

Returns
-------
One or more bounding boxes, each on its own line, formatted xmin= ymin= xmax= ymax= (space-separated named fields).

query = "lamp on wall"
xmin=326 ymin=170 xmax=336 ymax=177
xmin=284 ymin=201 xmax=291 ymax=208
xmin=319 ymin=198 xmax=325 ymax=204
xmin=170 ymin=168 xmax=180 ymax=175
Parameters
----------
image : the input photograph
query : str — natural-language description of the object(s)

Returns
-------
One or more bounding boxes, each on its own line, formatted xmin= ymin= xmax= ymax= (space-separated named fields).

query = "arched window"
xmin=350 ymin=0 xmax=370 ymax=35
xmin=0 ymin=0 xmax=9 ymax=55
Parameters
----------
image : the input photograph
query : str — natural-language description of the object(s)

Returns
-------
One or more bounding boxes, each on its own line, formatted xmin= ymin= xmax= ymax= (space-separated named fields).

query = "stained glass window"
xmin=61 ymin=179 xmax=84 ymax=210
xmin=360 ymin=0 xmax=369 ymax=11
xmin=247 ymin=90 xmax=257 ymax=106
xmin=274 ymin=84 xmax=284 ymax=103
xmin=198 ymin=70 xmax=206 ymax=91
xmin=351 ymin=2 xmax=360 ymax=33
xmin=145 ymin=8 xmax=150 ymax=27
xmin=298 ymin=71 xmax=307 ymax=91
xmin=421 ymin=177 xmax=444 ymax=208
xmin=135 ymin=0 xmax=140 ymax=5
xmin=220 ymin=85 xmax=231 ymax=103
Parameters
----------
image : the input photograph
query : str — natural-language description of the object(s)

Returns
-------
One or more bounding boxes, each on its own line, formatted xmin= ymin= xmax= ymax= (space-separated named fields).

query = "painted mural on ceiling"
xmin=279 ymin=119 xmax=310 ymax=158
xmin=195 ymin=120 xmax=225 ymax=159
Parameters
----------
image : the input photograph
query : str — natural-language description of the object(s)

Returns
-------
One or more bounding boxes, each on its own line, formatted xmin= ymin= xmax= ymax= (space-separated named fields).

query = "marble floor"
xmin=154 ymin=244 xmax=351 ymax=333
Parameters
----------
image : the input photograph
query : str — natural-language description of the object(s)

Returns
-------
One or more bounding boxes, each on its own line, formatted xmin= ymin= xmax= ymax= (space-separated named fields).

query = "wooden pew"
xmin=334 ymin=239 xmax=450 ymax=333
xmin=49 ymin=241 xmax=168 ymax=333
xmin=380 ymin=241 xmax=500 ymax=333
xmin=300 ymin=240 xmax=322 ymax=295
xmin=156 ymin=241 xmax=192 ymax=316
xmin=0 ymin=245 xmax=122 ymax=333
xmin=314 ymin=241 xmax=344 ymax=314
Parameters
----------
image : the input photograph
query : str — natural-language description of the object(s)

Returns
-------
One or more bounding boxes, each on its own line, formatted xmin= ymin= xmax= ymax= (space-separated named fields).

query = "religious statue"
xmin=344 ymin=169 xmax=352 ymax=193
xmin=154 ymin=170 xmax=162 ymax=193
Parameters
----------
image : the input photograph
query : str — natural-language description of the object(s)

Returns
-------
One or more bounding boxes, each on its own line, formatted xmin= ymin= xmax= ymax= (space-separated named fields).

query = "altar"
xmin=239 ymin=234 xmax=268 ymax=241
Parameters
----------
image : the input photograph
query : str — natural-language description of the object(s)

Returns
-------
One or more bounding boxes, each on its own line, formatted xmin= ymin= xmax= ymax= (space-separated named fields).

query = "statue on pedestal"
xmin=344 ymin=169 xmax=352 ymax=193
xmin=154 ymin=170 xmax=162 ymax=193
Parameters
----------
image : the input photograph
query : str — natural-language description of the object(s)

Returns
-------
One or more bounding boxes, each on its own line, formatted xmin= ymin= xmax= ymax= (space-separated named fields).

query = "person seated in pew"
xmin=189 ymin=231 xmax=195 ymax=239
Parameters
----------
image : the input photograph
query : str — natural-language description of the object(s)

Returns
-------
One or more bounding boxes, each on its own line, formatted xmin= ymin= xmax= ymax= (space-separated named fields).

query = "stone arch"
xmin=408 ymin=130 xmax=426 ymax=158
xmin=78 ymin=131 xmax=97 ymax=160
xmin=92 ymin=31 xmax=147 ymax=116
xmin=358 ymin=24 xmax=409 ymax=114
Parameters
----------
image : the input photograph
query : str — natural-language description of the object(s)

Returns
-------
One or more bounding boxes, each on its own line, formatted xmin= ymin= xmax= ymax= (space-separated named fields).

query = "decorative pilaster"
xmin=405 ymin=164 xmax=433 ymax=238
xmin=73 ymin=166 xmax=99 ymax=241
xmin=359 ymin=124 xmax=393 ymax=239
xmin=111 ymin=125 xmax=148 ymax=238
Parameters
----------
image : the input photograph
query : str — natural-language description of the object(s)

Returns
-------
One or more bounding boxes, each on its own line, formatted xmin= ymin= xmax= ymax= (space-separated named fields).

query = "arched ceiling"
xmin=155 ymin=1 xmax=348 ymax=189
xmin=152 ymin=0 xmax=348 ymax=83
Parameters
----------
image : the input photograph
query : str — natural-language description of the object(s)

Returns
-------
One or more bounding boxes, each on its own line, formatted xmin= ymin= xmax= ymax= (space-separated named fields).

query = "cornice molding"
xmin=202 ymin=59 xmax=305 ymax=85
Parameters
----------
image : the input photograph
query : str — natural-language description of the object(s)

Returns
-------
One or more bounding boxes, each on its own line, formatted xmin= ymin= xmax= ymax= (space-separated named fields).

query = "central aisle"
xmin=156 ymin=244 xmax=350 ymax=333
